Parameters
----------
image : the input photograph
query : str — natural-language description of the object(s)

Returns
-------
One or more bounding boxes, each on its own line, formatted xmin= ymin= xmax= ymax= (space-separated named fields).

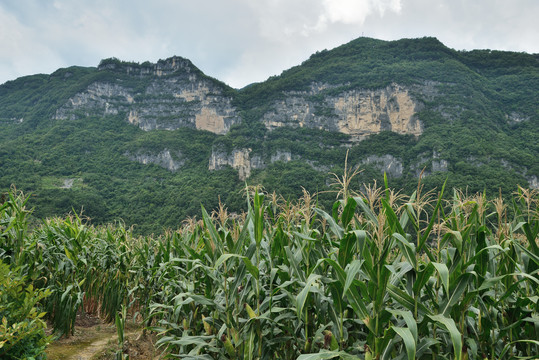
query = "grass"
xmin=41 ymin=176 xmax=85 ymax=190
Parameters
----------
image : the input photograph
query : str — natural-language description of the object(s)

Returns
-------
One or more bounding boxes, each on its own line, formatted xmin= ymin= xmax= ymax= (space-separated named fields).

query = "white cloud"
xmin=0 ymin=0 xmax=538 ymax=88
xmin=0 ymin=4 xmax=66 ymax=82
xmin=321 ymin=0 xmax=402 ymax=25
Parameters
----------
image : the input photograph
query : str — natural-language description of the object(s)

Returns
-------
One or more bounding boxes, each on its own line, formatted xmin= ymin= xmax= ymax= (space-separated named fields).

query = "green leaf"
xmin=515 ymin=242 xmax=539 ymax=266
xmin=412 ymin=263 xmax=435 ymax=294
xmin=317 ymin=258 xmax=370 ymax=322
xmin=164 ymin=335 xmax=213 ymax=347
xmin=296 ymin=273 xmax=322 ymax=321
xmin=213 ymin=253 xmax=259 ymax=279
xmin=314 ymin=208 xmax=344 ymax=240
xmin=285 ymin=246 xmax=305 ymax=282
xmin=253 ymin=191 xmax=265 ymax=245
xmin=60 ymin=285 xmax=73 ymax=303
xmin=297 ymin=351 xmax=360 ymax=360
xmin=341 ymin=198 xmax=357 ymax=228
xmin=477 ymin=271 xmax=539 ymax=292
xmin=418 ymin=180 xmax=446 ymax=258
xmin=441 ymin=273 xmax=473 ymax=316
xmin=393 ymin=233 xmax=417 ymax=270
xmin=213 ymin=253 xmax=241 ymax=269
xmin=64 ymin=246 xmax=75 ymax=262
xmin=428 ymin=314 xmax=462 ymax=360
xmin=244 ymin=329 xmax=256 ymax=360
xmin=387 ymin=309 xmax=417 ymax=343
xmin=382 ymin=199 xmax=406 ymax=235
xmin=353 ymin=196 xmax=378 ymax=226
xmin=392 ymin=326 xmax=416 ymax=360
xmin=338 ymin=233 xmax=356 ymax=267
xmin=343 ymin=259 xmax=363 ymax=298
xmin=432 ymin=262 xmax=449 ymax=295
xmin=499 ymin=340 xmax=539 ymax=359
xmin=416 ymin=338 xmax=439 ymax=358
xmin=464 ymin=245 xmax=504 ymax=269
xmin=387 ymin=284 xmax=431 ymax=316
xmin=201 ymin=205 xmax=223 ymax=258
xmin=242 ymin=256 xmax=260 ymax=280
xmin=447 ymin=230 xmax=463 ymax=253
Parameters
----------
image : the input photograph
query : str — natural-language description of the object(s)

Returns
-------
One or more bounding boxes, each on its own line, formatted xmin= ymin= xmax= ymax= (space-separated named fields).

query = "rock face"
xmin=263 ymin=83 xmax=422 ymax=138
xmin=209 ymin=148 xmax=306 ymax=180
xmin=49 ymin=58 xmax=454 ymax=183
xmin=53 ymin=58 xmax=423 ymax=139
xmin=209 ymin=148 xmax=264 ymax=181
xmin=54 ymin=57 xmax=239 ymax=135
xmin=528 ymin=176 xmax=539 ymax=189
xmin=499 ymin=160 xmax=538 ymax=189
xmin=127 ymin=149 xmax=185 ymax=172
xmin=410 ymin=151 xmax=450 ymax=177
xmin=361 ymin=155 xmax=403 ymax=178
xmin=271 ymin=151 xmax=293 ymax=163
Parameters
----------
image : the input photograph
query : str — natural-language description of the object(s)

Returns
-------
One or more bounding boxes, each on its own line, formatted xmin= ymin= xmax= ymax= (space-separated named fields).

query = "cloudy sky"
xmin=1 ymin=0 xmax=538 ymax=88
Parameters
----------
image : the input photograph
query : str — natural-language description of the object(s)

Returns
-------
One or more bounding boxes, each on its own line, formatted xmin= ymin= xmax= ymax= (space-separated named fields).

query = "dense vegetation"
xmin=1 ymin=179 xmax=538 ymax=358
xmin=0 ymin=37 xmax=537 ymax=234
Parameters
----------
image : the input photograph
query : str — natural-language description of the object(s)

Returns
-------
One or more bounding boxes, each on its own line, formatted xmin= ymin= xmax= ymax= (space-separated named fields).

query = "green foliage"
xmin=1 ymin=37 xmax=538 ymax=360
xmin=0 ymin=262 xmax=52 ymax=359
xmin=145 ymin=184 xmax=538 ymax=359
xmin=0 ymin=36 xmax=538 ymax=235
xmin=1 ymin=183 xmax=539 ymax=358
xmin=0 ymin=191 xmax=52 ymax=359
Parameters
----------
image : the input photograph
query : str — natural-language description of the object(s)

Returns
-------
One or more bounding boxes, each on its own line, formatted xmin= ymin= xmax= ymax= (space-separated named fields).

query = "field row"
xmin=1 ymin=183 xmax=538 ymax=359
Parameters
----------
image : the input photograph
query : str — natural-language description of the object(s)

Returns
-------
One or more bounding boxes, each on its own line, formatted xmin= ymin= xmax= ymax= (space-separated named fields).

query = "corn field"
xmin=1 ymin=181 xmax=538 ymax=359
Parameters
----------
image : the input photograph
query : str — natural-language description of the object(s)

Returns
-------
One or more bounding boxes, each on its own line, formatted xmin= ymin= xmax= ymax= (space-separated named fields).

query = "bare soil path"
xmin=46 ymin=313 xmax=161 ymax=360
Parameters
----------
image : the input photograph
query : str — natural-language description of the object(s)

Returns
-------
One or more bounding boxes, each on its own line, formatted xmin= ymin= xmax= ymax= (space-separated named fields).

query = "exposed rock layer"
xmin=54 ymin=57 xmax=239 ymax=135
xmin=361 ymin=155 xmax=403 ymax=178
xmin=263 ymin=83 xmax=423 ymax=137
xmin=209 ymin=148 xmax=264 ymax=181
xmin=126 ymin=150 xmax=185 ymax=172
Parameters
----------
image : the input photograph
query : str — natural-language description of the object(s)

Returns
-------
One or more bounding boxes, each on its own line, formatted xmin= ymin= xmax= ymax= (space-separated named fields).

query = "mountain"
xmin=1 ymin=37 xmax=537 ymax=234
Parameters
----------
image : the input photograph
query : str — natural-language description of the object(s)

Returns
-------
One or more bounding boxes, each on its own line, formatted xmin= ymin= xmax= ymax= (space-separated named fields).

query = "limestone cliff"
xmin=209 ymin=147 xmax=312 ymax=180
xmin=262 ymin=83 xmax=423 ymax=138
xmin=209 ymin=148 xmax=264 ymax=181
xmin=53 ymin=60 xmax=424 ymax=139
xmin=528 ymin=176 xmax=539 ymax=189
xmin=54 ymin=57 xmax=239 ymax=135
xmin=126 ymin=149 xmax=185 ymax=172
xmin=410 ymin=151 xmax=449 ymax=177
xmin=361 ymin=155 xmax=403 ymax=178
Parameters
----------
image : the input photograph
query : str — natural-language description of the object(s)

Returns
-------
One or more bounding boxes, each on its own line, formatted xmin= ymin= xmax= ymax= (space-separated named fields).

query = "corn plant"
xmin=146 ymin=182 xmax=538 ymax=359
xmin=1 ymin=181 xmax=537 ymax=359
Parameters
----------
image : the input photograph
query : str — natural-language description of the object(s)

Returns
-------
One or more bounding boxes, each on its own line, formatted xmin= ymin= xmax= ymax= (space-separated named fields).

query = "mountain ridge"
xmin=1 ymin=36 xmax=537 ymax=234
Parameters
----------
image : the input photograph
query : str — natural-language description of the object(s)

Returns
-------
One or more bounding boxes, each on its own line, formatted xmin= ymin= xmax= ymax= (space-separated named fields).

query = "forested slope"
xmin=1 ymin=37 xmax=537 ymax=234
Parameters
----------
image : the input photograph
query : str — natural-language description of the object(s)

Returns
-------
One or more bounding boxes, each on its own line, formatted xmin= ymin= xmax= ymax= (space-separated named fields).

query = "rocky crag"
xmin=262 ymin=83 xmax=423 ymax=139
xmin=54 ymin=57 xmax=239 ymax=135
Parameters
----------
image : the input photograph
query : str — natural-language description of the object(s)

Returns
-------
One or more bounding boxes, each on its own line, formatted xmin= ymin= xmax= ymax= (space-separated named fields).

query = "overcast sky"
xmin=1 ymin=0 xmax=538 ymax=88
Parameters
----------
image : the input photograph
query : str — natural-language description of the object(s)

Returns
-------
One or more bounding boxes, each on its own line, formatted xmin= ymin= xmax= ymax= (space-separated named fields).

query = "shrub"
xmin=0 ymin=261 xmax=51 ymax=359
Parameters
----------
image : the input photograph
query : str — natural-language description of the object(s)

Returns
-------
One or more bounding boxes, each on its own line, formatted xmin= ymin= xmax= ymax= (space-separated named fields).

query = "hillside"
xmin=0 ymin=37 xmax=537 ymax=234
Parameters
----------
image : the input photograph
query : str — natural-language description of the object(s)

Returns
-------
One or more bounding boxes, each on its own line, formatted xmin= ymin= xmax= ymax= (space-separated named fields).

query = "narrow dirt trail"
xmin=64 ymin=331 xmax=139 ymax=360
xmin=64 ymin=336 xmax=116 ymax=360
xmin=46 ymin=327 xmax=114 ymax=360
xmin=46 ymin=313 xmax=160 ymax=360
xmin=47 ymin=327 xmax=158 ymax=360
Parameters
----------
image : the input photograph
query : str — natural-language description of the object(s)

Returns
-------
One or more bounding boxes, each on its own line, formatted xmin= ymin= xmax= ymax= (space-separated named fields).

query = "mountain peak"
xmin=97 ymin=56 xmax=194 ymax=77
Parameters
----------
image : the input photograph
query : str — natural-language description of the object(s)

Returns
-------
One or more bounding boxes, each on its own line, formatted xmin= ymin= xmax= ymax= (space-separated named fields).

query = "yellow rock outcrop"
xmin=262 ymin=83 xmax=422 ymax=137
xmin=195 ymin=108 xmax=227 ymax=134
xmin=335 ymin=84 xmax=421 ymax=136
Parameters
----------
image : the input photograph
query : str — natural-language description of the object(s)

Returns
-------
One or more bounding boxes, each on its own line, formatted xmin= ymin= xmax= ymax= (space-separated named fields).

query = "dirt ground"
xmin=46 ymin=312 xmax=163 ymax=360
